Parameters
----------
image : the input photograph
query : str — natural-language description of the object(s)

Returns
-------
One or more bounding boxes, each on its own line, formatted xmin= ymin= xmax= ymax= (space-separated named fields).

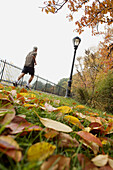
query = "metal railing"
xmin=0 ymin=59 xmax=66 ymax=96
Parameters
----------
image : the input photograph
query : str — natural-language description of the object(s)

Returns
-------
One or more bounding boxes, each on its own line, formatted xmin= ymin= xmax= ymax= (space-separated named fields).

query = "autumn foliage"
xmin=42 ymin=0 xmax=113 ymax=34
xmin=0 ymin=84 xmax=113 ymax=169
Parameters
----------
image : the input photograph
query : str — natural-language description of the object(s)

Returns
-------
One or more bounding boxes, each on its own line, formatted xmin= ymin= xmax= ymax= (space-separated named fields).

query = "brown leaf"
xmin=44 ymin=128 xmax=59 ymax=139
xmin=80 ymin=139 xmax=99 ymax=155
xmin=40 ymin=155 xmax=70 ymax=170
xmin=6 ymin=116 xmax=42 ymax=134
xmin=0 ymin=135 xmax=22 ymax=162
xmin=57 ymin=132 xmax=79 ymax=148
xmin=0 ymin=103 xmax=16 ymax=125
xmin=77 ymin=153 xmax=98 ymax=170
xmin=76 ymin=131 xmax=102 ymax=147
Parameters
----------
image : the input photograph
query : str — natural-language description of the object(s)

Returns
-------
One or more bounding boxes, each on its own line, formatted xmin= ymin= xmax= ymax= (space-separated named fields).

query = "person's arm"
xmin=32 ymin=52 xmax=37 ymax=65
xmin=33 ymin=55 xmax=37 ymax=65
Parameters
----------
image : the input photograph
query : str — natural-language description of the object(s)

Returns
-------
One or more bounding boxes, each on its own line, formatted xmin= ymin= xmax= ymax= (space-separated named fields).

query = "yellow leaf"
xmin=91 ymin=154 xmax=108 ymax=167
xmin=27 ymin=142 xmax=56 ymax=161
xmin=108 ymin=158 xmax=113 ymax=169
xmin=20 ymin=93 xmax=36 ymax=98
xmin=76 ymin=105 xmax=85 ymax=109
xmin=64 ymin=115 xmax=84 ymax=129
xmin=35 ymin=112 xmax=73 ymax=132
xmin=57 ymin=106 xmax=72 ymax=114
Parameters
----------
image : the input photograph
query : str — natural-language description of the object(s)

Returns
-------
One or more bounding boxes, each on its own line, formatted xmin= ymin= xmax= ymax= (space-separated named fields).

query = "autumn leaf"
xmin=40 ymin=155 xmax=70 ymax=170
xmin=0 ymin=83 xmax=4 ymax=89
xmin=80 ymin=139 xmax=99 ymax=155
xmin=44 ymin=128 xmax=59 ymax=139
xmin=76 ymin=105 xmax=85 ymax=109
xmin=0 ymin=103 xmax=16 ymax=125
xmin=77 ymin=153 xmax=97 ymax=170
xmin=20 ymin=88 xmax=28 ymax=93
xmin=40 ymin=102 xmax=58 ymax=112
xmin=57 ymin=132 xmax=79 ymax=148
xmin=76 ymin=131 xmax=102 ymax=147
xmin=64 ymin=115 xmax=84 ymax=129
xmin=6 ymin=116 xmax=42 ymax=134
xmin=108 ymin=157 xmax=113 ymax=169
xmin=35 ymin=112 xmax=73 ymax=132
xmin=91 ymin=154 xmax=108 ymax=167
xmin=57 ymin=106 xmax=72 ymax=113
xmin=27 ymin=142 xmax=56 ymax=161
xmin=0 ymin=135 xmax=22 ymax=162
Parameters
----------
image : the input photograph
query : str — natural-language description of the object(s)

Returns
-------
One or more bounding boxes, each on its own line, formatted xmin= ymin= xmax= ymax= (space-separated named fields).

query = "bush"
xmin=96 ymin=71 xmax=113 ymax=113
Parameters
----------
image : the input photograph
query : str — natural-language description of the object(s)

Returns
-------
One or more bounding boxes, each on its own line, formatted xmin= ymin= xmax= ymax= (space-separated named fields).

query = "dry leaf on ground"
xmin=76 ymin=131 xmax=102 ymax=147
xmin=64 ymin=115 xmax=84 ymax=129
xmin=57 ymin=106 xmax=72 ymax=114
xmin=57 ymin=132 xmax=79 ymax=148
xmin=0 ymin=103 xmax=16 ymax=125
xmin=91 ymin=154 xmax=108 ymax=167
xmin=40 ymin=155 xmax=70 ymax=170
xmin=0 ymin=135 xmax=22 ymax=162
xmin=35 ymin=112 xmax=73 ymax=132
xmin=27 ymin=141 xmax=56 ymax=161
xmin=6 ymin=116 xmax=42 ymax=134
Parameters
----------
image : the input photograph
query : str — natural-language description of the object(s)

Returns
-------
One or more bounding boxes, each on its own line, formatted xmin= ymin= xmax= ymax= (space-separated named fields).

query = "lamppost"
xmin=65 ymin=36 xmax=81 ymax=97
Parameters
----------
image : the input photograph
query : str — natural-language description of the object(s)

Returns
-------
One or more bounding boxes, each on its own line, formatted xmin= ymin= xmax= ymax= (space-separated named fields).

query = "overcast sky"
xmin=0 ymin=0 xmax=103 ymax=84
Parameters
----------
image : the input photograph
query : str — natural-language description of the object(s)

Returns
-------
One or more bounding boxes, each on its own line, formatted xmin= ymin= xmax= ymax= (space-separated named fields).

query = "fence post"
xmin=35 ymin=76 xmax=38 ymax=90
xmin=0 ymin=60 xmax=6 ymax=81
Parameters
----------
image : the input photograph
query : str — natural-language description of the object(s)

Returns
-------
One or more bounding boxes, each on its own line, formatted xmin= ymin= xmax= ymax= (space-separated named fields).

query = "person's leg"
xmin=17 ymin=73 xmax=25 ymax=81
xmin=26 ymin=75 xmax=34 ymax=88
xmin=13 ymin=73 xmax=25 ymax=87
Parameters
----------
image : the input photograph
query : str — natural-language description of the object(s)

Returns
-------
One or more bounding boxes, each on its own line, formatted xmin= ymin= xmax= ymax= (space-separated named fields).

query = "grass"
xmin=0 ymin=85 xmax=113 ymax=170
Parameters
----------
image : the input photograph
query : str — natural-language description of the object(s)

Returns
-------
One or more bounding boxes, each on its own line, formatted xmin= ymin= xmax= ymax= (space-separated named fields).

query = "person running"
xmin=13 ymin=46 xmax=38 ymax=89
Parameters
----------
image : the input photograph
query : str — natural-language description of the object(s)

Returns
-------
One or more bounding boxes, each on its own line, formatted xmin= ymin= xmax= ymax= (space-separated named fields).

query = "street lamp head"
xmin=73 ymin=36 xmax=81 ymax=48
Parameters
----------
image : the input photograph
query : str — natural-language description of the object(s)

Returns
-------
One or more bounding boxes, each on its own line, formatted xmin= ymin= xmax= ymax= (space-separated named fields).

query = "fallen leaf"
xmin=35 ymin=112 xmax=73 ymax=132
xmin=27 ymin=142 xmax=56 ymax=161
xmin=75 ymin=112 xmax=86 ymax=119
xmin=76 ymin=131 xmax=102 ymax=147
xmin=40 ymin=102 xmax=58 ymax=112
xmin=57 ymin=106 xmax=72 ymax=114
xmin=40 ymin=155 xmax=70 ymax=170
xmin=0 ymin=135 xmax=22 ymax=162
xmin=23 ymin=103 xmax=38 ymax=109
xmin=91 ymin=154 xmax=108 ymax=167
xmin=6 ymin=116 xmax=42 ymax=134
xmin=10 ymin=90 xmax=17 ymax=97
xmin=44 ymin=128 xmax=59 ymax=139
xmin=57 ymin=132 xmax=79 ymax=148
xmin=64 ymin=115 xmax=84 ymax=129
xmin=108 ymin=157 xmax=113 ymax=169
xmin=76 ymin=105 xmax=85 ymax=109
xmin=77 ymin=153 xmax=97 ymax=170
xmin=0 ymin=103 xmax=16 ymax=125
xmin=0 ymin=83 xmax=4 ymax=89
xmin=80 ymin=139 xmax=99 ymax=155
xmin=20 ymin=88 xmax=28 ymax=93
xmin=20 ymin=92 xmax=36 ymax=98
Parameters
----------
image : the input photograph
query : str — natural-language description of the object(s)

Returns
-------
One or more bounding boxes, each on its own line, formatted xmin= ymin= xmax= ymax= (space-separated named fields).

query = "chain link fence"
xmin=0 ymin=59 xmax=66 ymax=96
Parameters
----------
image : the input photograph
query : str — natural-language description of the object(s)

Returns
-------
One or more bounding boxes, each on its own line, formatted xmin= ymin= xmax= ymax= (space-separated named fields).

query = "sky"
xmin=0 ymin=0 xmax=103 ymax=84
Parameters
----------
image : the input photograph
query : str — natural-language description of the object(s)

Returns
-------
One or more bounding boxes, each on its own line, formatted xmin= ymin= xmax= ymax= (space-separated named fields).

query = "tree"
xmin=98 ymin=27 xmax=113 ymax=71
xmin=57 ymin=78 xmax=68 ymax=89
xmin=42 ymin=0 xmax=113 ymax=34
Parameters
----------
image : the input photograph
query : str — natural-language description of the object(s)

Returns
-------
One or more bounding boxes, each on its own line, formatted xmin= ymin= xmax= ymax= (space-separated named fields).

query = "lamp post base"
xmin=65 ymin=80 xmax=72 ymax=98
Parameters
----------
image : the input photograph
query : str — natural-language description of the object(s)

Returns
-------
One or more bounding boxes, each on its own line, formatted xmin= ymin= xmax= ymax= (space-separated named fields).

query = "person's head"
xmin=33 ymin=46 xmax=38 ymax=52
